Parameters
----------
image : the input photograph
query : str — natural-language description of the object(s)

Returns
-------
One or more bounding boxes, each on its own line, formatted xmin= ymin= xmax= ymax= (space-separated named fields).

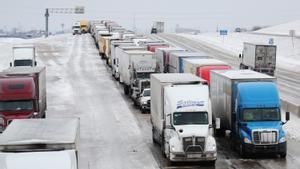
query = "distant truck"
xmin=210 ymin=70 xmax=289 ymax=158
xmin=119 ymin=50 xmax=156 ymax=102
xmin=151 ymin=21 xmax=164 ymax=34
xmin=239 ymin=42 xmax=276 ymax=76
xmin=155 ymin=47 xmax=186 ymax=73
xmin=182 ymin=58 xmax=231 ymax=85
xmin=72 ymin=21 xmax=81 ymax=35
xmin=137 ymin=88 xmax=151 ymax=113
xmin=80 ymin=20 xmax=89 ymax=33
xmin=169 ymin=52 xmax=209 ymax=73
xmin=114 ymin=45 xmax=147 ymax=80
xmin=0 ymin=67 xmax=47 ymax=132
xmin=10 ymin=46 xmax=37 ymax=67
xmin=0 ymin=118 xmax=80 ymax=169
xmin=151 ymin=73 xmax=217 ymax=163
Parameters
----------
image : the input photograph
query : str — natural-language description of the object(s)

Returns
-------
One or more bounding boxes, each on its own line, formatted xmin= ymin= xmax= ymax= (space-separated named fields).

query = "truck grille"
xmin=252 ymin=130 xmax=277 ymax=145
xmin=183 ymin=137 xmax=205 ymax=153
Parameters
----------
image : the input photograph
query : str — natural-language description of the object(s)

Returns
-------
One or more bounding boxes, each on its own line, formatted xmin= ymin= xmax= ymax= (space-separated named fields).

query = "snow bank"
xmin=179 ymin=32 xmax=300 ymax=72
xmin=255 ymin=20 xmax=300 ymax=36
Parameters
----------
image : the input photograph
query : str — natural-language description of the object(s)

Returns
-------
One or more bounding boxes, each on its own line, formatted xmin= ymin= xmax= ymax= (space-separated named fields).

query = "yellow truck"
xmin=80 ymin=20 xmax=89 ymax=33
xmin=99 ymin=34 xmax=112 ymax=59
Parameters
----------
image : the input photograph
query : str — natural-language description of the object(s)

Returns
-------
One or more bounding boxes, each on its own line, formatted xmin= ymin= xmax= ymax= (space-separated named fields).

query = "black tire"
xmin=239 ymin=143 xmax=247 ymax=158
xmin=280 ymin=152 xmax=287 ymax=158
xmin=208 ymin=160 xmax=216 ymax=166
xmin=124 ymin=85 xmax=129 ymax=95
xmin=152 ymin=128 xmax=157 ymax=144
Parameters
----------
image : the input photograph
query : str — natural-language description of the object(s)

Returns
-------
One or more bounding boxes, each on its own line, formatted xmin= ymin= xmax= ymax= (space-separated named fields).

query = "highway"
xmin=150 ymin=33 xmax=300 ymax=115
xmin=12 ymin=33 xmax=298 ymax=169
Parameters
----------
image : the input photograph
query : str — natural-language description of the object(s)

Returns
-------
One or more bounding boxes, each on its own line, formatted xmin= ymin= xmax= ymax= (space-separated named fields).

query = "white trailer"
xmin=118 ymin=50 xmax=156 ymax=96
xmin=150 ymin=73 xmax=217 ymax=163
xmin=0 ymin=118 xmax=80 ymax=169
xmin=110 ymin=40 xmax=134 ymax=79
xmin=183 ymin=58 xmax=228 ymax=75
xmin=155 ymin=47 xmax=185 ymax=73
xmin=115 ymin=45 xmax=147 ymax=80
xmin=169 ymin=52 xmax=209 ymax=73
xmin=240 ymin=42 xmax=276 ymax=76
xmin=10 ymin=46 xmax=37 ymax=67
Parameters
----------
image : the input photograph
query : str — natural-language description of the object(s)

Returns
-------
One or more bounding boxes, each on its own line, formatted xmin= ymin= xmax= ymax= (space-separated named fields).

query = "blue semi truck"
xmin=210 ymin=70 xmax=290 ymax=158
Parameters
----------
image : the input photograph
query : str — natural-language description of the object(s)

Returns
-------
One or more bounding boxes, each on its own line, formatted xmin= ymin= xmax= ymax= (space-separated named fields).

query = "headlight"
xmin=244 ymin=137 xmax=251 ymax=144
xmin=279 ymin=136 xmax=286 ymax=143
xmin=142 ymin=101 xmax=147 ymax=105
xmin=206 ymin=136 xmax=216 ymax=152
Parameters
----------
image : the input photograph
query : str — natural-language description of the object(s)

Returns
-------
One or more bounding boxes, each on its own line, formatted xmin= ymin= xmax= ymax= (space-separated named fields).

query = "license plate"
xmin=187 ymin=154 xmax=202 ymax=158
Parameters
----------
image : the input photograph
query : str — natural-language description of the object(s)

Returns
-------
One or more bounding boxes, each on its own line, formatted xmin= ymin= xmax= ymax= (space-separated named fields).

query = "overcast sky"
xmin=2 ymin=0 xmax=300 ymax=33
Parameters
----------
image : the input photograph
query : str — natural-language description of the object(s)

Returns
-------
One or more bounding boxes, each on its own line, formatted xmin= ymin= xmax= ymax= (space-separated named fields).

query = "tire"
xmin=239 ymin=143 xmax=247 ymax=158
xmin=124 ymin=85 xmax=129 ymax=95
xmin=208 ymin=160 xmax=216 ymax=166
xmin=280 ymin=152 xmax=287 ymax=158
xmin=152 ymin=128 xmax=157 ymax=144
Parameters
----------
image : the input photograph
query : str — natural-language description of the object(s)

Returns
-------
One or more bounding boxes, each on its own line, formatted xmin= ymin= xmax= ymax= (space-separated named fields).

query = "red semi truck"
xmin=183 ymin=58 xmax=231 ymax=85
xmin=0 ymin=66 xmax=46 ymax=132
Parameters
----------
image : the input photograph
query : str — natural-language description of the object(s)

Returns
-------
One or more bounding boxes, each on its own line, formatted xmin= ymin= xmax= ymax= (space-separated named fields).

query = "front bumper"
xmin=169 ymin=152 xmax=217 ymax=162
xmin=244 ymin=142 xmax=286 ymax=154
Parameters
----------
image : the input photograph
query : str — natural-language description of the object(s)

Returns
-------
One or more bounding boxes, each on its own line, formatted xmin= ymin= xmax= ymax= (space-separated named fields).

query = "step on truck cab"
xmin=0 ymin=67 xmax=47 ymax=132
xmin=0 ymin=118 xmax=80 ymax=169
xmin=151 ymin=73 xmax=218 ymax=163
xmin=10 ymin=46 xmax=37 ymax=67
xmin=210 ymin=70 xmax=289 ymax=158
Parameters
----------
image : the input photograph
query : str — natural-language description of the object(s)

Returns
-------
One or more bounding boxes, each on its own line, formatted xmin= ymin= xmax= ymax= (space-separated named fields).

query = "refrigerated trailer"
xmin=155 ymin=47 xmax=186 ymax=73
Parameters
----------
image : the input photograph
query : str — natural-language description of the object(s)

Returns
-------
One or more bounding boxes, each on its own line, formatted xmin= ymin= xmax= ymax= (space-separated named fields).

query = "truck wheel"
xmin=152 ymin=128 xmax=157 ymax=144
xmin=208 ymin=160 xmax=216 ymax=166
xmin=124 ymin=86 xmax=129 ymax=95
xmin=280 ymin=153 xmax=287 ymax=158
xmin=239 ymin=144 xmax=247 ymax=158
xmin=42 ymin=113 xmax=46 ymax=118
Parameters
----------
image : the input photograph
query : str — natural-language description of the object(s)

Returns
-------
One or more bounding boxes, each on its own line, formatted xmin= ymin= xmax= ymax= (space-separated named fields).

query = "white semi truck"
xmin=115 ymin=45 xmax=147 ymax=80
xmin=151 ymin=73 xmax=218 ymax=164
xmin=0 ymin=118 xmax=80 ymax=169
xmin=119 ymin=50 xmax=156 ymax=102
xmin=239 ymin=42 xmax=277 ymax=76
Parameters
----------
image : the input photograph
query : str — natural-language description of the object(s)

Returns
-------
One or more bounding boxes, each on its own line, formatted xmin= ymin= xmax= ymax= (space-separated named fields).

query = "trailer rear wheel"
xmin=280 ymin=152 xmax=287 ymax=158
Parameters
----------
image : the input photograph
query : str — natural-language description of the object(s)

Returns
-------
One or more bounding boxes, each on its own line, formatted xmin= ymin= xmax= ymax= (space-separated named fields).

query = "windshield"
xmin=173 ymin=112 xmax=208 ymax=125
xmin=0 ymin=101 xmax=33 ymax=111
xmin=242 ymin=108 xmax=281 ymax=122
xmin=143 ymin=90 xmax=150 ymax=96
xmin=72 ymin=26 xmax=80 ymax=29
xmin=136 ymin=73 xmax=150 ymax=79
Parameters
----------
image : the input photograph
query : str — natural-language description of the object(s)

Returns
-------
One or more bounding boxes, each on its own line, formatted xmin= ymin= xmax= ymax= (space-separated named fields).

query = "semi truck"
xmin=0 ymin=67 xmax=46 ymax=132
xmin=0 ymin=118 xmax=80 ymax=169
xmin=169 ymin=52 xmax=209 ymax=73
xmin=151 ymin=21 xmax=164 ymax=34
xmin=210 ymin=69 xmax=289 ymax=158
xmin=115 ymin=45 xmax=147 ymax=80
xmin=119 ymin=50 xmax=156 ymax=101
xmin=239 ymin=42 xmax=276 ymax=76
xmin=72 ymin=21 xmax=81 ymax=35
xmin=151 ymin=73 xmax=217 ymax=163
xmin=80 ymin=20 xmax=89 ymax=33
xmin=155 ymin=47 xmax=186 ymax=73
xmin=110 ymin=41 xmax=134 ymax=79
xmin=10 ymin=46 xmax=37 ymax=67
xmin=182 ymin=58 xmax=231 ymax=85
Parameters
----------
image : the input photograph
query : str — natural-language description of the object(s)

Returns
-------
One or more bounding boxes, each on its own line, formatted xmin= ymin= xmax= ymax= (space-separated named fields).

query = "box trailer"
xmin=0 ymin=118 xmax=80 ymax=169
xmin=169 ymin=52 xmax=209 ymax=73
xmin=240 ymin=42 xmax=276 ymax=76
xmin=155 ymin=47 xmax=186 ymax=73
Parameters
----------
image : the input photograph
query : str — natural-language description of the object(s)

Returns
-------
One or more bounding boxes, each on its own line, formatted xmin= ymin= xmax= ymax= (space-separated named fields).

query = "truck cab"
xmin=10 ymin=46 xmax=37 ymax=67
xmin=233 ymin=82 xmax=288 ymax=157
xmin=72 ymin=22 xmax=81 ymax=35
xmin=163 ymin=85 xmax=217 ymax=163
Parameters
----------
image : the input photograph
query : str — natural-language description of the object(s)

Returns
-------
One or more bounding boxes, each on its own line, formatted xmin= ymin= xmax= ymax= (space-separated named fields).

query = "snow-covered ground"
xmin=179 ymin=32 xmax=300 ymax=72
xmin=255 ymin=20 xmax=300 ymax=36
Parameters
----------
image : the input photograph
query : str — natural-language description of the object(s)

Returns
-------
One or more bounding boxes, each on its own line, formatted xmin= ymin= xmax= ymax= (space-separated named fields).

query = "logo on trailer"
xmin=176 ymin=100 xmax=204 ymax=109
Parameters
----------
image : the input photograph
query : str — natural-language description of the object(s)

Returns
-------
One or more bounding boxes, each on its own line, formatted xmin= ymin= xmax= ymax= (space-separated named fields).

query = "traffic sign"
xmin=220 ymin=30 xmax=228 ymax=36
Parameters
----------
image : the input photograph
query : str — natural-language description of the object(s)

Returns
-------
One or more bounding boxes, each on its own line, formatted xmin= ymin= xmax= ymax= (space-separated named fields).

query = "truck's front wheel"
xmin=239 ymin=143 xmax=247 ymax=158
xmin=280 ymin=152 xmax=287 ymax=158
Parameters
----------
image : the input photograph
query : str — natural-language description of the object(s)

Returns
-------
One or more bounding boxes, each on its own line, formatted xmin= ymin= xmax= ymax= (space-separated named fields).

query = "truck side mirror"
xmin=34 ymin=61 xmax=37 ymax=66
xmin=239 ymin=54 xmax=242 ymax=58
xmin=9 ymin=62 xmax=12 ymax=67
xmin=215 ymin=118 xmax=220 ymax=129
xmin=286 ymin=112 xmax=290 ymax=122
